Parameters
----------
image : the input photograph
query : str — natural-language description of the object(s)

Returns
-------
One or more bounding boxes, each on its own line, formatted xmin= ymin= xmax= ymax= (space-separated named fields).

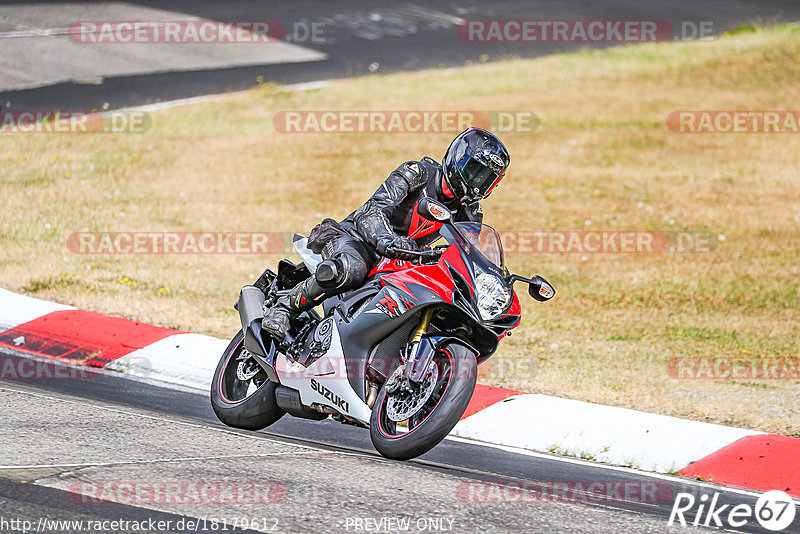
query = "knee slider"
xmin=315 ymin=259 xmax=343 ymax=289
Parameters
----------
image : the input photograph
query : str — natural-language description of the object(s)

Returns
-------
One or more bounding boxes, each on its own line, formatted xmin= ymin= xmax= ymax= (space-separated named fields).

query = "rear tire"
xmin=370 ymin=342 xmax=477 ymax=460
xmin=210 ymin=331 xmax=285 ymax=430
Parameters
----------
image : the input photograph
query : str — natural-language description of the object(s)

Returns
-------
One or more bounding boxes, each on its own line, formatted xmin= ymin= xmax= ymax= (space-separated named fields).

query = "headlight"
xmin=476 ymin=272 xmax=511 ymax=320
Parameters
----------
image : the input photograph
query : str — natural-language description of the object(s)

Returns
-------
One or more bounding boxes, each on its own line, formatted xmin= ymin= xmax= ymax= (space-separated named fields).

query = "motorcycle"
xmin=210 ymin=198 xmax=555 ymax=460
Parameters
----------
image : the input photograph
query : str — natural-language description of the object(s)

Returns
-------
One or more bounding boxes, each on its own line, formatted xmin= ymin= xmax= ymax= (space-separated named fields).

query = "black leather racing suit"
xmin=295 ymin=157 xmax=483 ymax=309
xmin=343 ymin=157 xmax=482 ymax=248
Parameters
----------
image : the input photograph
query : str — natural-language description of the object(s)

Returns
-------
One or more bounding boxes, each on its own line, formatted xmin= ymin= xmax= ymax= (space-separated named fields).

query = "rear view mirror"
xmin=417 ymin=197 xmax=452 ymax=222
xmin=509 ymin=274 xmax=556 ymax=302
xmin=529 ymin=275 xmax=555 ymax=302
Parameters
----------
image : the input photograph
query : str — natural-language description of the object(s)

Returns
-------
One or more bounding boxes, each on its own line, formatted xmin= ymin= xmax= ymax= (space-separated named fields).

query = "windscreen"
xmin=454 ymin=222 xmax=504 ymax=269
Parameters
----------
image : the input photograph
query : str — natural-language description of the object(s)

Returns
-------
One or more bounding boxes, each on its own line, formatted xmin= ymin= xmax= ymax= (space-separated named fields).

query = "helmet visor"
xmin=459 ymin=156 xmax=502 ymax=199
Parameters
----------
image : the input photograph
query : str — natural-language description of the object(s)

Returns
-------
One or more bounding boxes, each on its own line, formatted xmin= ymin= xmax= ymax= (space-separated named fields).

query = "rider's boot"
xmin=262 ymin=262 xmax=340 ymax=339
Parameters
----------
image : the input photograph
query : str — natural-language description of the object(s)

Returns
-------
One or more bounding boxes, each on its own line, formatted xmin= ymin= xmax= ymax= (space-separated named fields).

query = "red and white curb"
xmin=1 ymin=287 xmax=797 ymax=497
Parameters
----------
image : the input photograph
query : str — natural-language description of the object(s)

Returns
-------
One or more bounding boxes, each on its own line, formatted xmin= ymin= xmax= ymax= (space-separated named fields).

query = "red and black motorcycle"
xmin=211 ymin=198 xmax=554 ymax=460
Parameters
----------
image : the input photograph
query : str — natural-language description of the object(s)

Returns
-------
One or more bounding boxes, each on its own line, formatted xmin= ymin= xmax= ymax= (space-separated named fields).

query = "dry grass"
xmin=1 ymin=24 xmax=798 ymax=434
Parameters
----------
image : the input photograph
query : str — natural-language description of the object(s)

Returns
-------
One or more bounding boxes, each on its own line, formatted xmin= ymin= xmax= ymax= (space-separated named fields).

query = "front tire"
xmin=370 ymin=342 xmax=477 ymax=460
xmin=210 ymin=330 xmax=284 ymax=430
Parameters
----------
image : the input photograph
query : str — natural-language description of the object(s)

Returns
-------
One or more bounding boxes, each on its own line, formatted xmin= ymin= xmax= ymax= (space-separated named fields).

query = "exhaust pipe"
xmin=238 ymin=286 xmax=265 ymax=333
xmin=237 ymin=286 xmax=280 ymax=382
xmin=238 ymin=285 xmax=268 ymax=357
xmin=366 ymin=381 xmax=379 ymax=408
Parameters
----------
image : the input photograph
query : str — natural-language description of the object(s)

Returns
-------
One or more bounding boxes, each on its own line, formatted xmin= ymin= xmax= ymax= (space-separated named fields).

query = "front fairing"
xmin=375 ymin=223 xmax=521 ymax=356
xmin=436 ymin=226 xmax=520 ymax=338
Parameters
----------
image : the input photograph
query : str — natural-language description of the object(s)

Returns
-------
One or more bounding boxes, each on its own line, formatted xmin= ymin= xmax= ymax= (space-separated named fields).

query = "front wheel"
xmin=370 ymin=342 xmax=477 ymax=460
xmin=210 ymin=330 xmax=285 ymax=430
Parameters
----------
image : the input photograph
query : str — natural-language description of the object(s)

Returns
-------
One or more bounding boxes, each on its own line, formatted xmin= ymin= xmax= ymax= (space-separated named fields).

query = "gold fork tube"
xmin=411 ymin=308 xmax=434 ymax=344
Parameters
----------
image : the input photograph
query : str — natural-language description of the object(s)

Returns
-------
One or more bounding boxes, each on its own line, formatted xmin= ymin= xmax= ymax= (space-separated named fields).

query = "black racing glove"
xmin=376 ymin=236 xmax=420 ymax=261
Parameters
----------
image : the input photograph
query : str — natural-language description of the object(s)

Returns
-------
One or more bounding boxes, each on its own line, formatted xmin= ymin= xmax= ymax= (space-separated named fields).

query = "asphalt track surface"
xmin=2 ymin=348 xmax=795 ymax=533
xmin=2 ymin=0 xmax=800 ymax=110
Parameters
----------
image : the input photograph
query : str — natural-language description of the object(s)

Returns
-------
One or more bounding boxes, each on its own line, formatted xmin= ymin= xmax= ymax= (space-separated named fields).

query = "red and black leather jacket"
xmin=341 ymin=157 xmax=483 ymax=249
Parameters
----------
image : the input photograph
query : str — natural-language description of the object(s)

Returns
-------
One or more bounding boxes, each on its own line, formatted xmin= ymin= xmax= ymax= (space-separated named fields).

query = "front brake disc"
xmin=385 ymin=362 xmax=439 ymax=422
xmin=236 ymin=350 xmax=261 ymax=381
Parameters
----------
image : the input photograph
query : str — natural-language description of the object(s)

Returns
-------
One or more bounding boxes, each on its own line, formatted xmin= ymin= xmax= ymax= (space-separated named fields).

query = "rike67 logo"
xmin=669 ymin=490 xmax=796 ymax=531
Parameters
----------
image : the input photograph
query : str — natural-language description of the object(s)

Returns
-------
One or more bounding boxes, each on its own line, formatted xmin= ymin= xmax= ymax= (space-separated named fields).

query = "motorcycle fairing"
xmin=372 ymin=242 xmax=517 ymax=358
xmin=496 ymin=292 xmax=522 ymax=340
xmin=335 ymin=282 xmax=450 ymax=400
xmin=271 ymin=279 xmax=446 ymax=420
xmin=274 ymin=311 xmax=372 ymax=424
xmin=375 ymin=286 xmax=419 ymax=318
xmin=407 ymin=201 xmax=444 ymax=239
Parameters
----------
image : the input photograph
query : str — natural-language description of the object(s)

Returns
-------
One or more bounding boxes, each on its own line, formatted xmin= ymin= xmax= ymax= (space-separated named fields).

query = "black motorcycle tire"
xmin=370 ymin=342 xmax=477 ymax=460
xmin=210 ymin=330 xmax=285 ymax=430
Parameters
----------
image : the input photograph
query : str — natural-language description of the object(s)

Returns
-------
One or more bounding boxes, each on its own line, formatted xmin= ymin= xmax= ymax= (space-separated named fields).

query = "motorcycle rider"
xmin=262 ymin=127 xmax=510 ymax=339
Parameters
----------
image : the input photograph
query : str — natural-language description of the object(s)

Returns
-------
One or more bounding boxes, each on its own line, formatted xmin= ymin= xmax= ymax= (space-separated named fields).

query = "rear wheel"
xmin=370 ymin=342 xmax=477 ymax=460
xmin=210 ymin=331 xmax=284 ymax=430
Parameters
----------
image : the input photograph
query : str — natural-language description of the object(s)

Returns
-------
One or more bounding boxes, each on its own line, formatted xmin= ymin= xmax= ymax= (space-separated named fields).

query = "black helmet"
xmin=442 ymin=127 xmax=510 ymax=204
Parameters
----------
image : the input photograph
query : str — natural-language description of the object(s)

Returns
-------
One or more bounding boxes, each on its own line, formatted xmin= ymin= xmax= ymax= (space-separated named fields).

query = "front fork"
xmin=385 ymin=308 xmax=436 ymax=395
xmin=403 ymin=308 xmax=434 ymax=380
